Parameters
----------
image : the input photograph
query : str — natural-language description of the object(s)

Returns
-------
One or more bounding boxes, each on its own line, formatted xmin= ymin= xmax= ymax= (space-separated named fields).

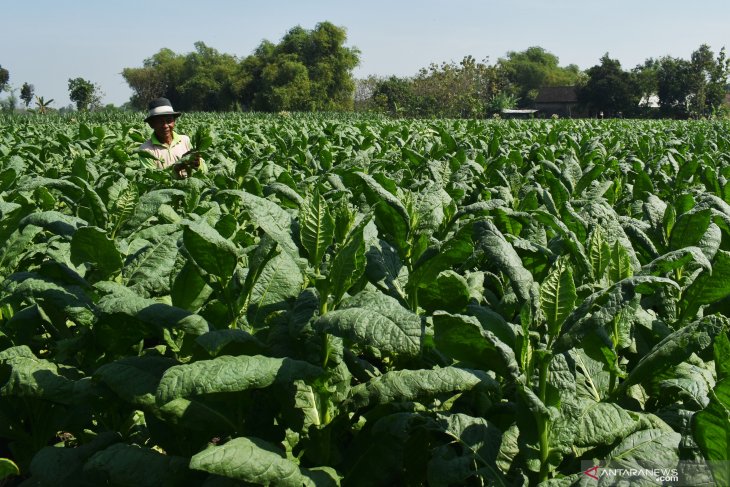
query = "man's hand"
xmin=183 ymin=150 xmax=201 ymax=169
xmin=172 ymin=162 xmax=188 ymax=179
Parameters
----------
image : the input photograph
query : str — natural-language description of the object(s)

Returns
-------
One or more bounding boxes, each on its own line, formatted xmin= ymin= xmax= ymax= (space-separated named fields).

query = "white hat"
xmin=145 ymin=97 xmax=181 ymax=122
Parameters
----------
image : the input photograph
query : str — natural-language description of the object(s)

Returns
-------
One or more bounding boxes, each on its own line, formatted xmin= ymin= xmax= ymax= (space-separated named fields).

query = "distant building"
xmin=500 ymin=108 xmax=538 ymax=119
xmin=534 ymin=86 xmax=583 ymax=118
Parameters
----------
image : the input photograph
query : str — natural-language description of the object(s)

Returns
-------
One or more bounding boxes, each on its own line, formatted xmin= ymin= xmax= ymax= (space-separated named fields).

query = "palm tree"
xmin=35 ymin=96 xmax=54 ymax=114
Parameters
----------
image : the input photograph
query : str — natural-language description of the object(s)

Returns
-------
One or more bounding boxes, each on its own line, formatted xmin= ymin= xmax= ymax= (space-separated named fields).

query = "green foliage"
xmin=68 ymin=77 xmax=104 ymax=111
xmin=578 ymin=53 xmax=641 ymax=117
xmin=497 ymin=46 xmax=585 ymax=107
xmin=370 ymin=56 xmax=507 ymax=118
xmin=122 ymin=22 xmax=360 ymax=112
xmin=0 ymin=64 xmax=8 ymax=92
xmin=19 ymin=82 xmax=34 ymax=108
xmin=0 ymin=113 xmax=729 ymax=486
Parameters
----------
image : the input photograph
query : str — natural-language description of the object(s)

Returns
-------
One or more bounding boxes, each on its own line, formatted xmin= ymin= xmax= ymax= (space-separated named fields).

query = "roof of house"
xmin=501 ymin=109 xmax=538 ymax=114
xmin=535 ymin=86 xmax=578 ymax=104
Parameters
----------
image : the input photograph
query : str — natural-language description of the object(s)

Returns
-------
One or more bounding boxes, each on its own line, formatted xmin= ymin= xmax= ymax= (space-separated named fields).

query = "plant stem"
xmin=538 ymin=354 xmax=551 ymax=483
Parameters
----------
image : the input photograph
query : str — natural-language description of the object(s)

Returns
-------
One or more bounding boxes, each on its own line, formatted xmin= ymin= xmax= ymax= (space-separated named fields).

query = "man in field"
xmin=138 ymin=97 xmax=206 ymax=178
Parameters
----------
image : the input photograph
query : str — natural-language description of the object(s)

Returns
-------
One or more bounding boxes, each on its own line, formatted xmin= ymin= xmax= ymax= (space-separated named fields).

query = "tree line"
xmin=1 ymin=21 xmax=728 ymax=119
xmin=122 ymin=21 xmax=359 ymax=113
xmin=361 ymin=45 xmax=729 ymax=119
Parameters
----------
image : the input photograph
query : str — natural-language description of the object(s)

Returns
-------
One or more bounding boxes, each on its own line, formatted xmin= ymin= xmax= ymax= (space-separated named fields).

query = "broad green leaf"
xmin=70 ymin=226 xmax=123 ymax=282
xmin=641 ymin=246 xmax=712 ymax=276
xmin=0 ymin=458 xmax=19 ymax=481
xmin=171 ymin=260 xmax=214 ymax=311
xmin=247 ymin=249 xmax=304 ymax=325
xmin=299 ymin=188 xmax=334 ymax=267
xmin=195 ymin=329 xmax=266 ymax=357
xmin=356 ymin=171 xmax=410 ymax=231
xmin=473 ymin=220 xmax=539 ymax=311
xmin=419 ymin=270 xmax=471 ymax=313
xmin=121 ymin=189 xmax=186 ymax=234
xmin=0 ymin=354 xmax=93 ymax=404
xmin=7 ymin=274 xmax=95 ymax=326
xmin=693 ymin=333 xmax=730 ymax=487
xmin=540 ymin=258 xmax=576 ymax=339
xmin=604 ymin=429 xmax=681 ymax=477
xmin=413 ymin=183 xmax=451 ymax=234
xmin=217 ymin=189 xmax=298 ymax=256
xmin=123 ymin=232 xmax=180 ymax=297
xmin=29 ymin=432 xmax=119 ymax=487
xmin=327 ymin=217 xmax=368 ymax=307
xmin=95 ymin=282 xmax=209 ymax=336
xmin=427 ymin=413 xmax=505 ymax=487
xmin=433 ymin=312 xmax=520 ymax=379
xmin=70 ymin=176 xmax=109 ymax=228
xmin=608 ymin=240 xmax=633 ymax=283
xmin=572 ymin=349 xmax=610 ymax=402
xmin=94 ymin=356 xmax=177 ymax=408
xmin=183 ymin=219 xmax=238 ymax=285
xmin=315 ymin=290 xmax=421 ymax=357
xmin=0 ymin=226 xmax=42 ymax=279
xmin=620 ymin=314 xmax=727 ymax=393
xmin=682 ymin=250 xmax=730 ymax=320
xmin=347 ymin=366 xmax=500 ymax=410
xmin=20 ymin=211 xmax=87 ymax=237
xmin=157 ymin=397 xmax=238 ymax=433
xmin=556 ymin=276 xmax=679 ymax=354
xmin=574 ymin=402 xmax=641 ymax=450
xmin=669 ymin=208 xmax=712 ymax=251
xmin=356 ymin=172 xmax=410 ymax=256
xmin=408 ymin=222 xmax=474 ymax=288
xmin=365 ymin=238 xmax=409 ymax=301
xmin=0 ymin=345 xmax=35 ymax=360
xmin=156 ymin=355 xmax=322 ymax=404
xmin=83 ymin=443 xmax=195 ymax=487
xmin=190 ymin=437 xmax=332 ymax=487
xmin=17 ymin=176 xmax=84 ymax=200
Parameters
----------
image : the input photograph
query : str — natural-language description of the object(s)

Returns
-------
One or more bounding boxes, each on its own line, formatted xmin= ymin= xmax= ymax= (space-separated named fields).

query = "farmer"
xmin=138 ymin=97 xmax=206 ymax=178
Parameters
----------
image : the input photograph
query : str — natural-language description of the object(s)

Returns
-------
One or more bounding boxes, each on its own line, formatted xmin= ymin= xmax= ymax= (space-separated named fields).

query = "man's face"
xmin=148 ymin=115 xmax=176 ymax=142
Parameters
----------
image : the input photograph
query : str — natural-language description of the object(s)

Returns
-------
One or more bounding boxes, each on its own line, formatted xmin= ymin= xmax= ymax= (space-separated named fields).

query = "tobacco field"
xmin=0 ymin=113 xmax=729 ymax=486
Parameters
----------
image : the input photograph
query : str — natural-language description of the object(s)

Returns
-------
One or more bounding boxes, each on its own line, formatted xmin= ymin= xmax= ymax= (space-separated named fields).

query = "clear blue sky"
xmin=2 ymin=0 xmax=729 ymax=108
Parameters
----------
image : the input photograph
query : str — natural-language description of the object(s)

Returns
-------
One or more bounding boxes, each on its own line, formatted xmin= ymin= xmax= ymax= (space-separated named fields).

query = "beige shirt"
xmin=139 ymin=132 xmax=193 ymax=169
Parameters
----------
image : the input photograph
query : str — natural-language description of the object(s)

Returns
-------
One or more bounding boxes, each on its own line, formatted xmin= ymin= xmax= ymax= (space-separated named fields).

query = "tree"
xmin=34 ymin=96 xmax=54 ymax=114
xmin=353 ymin=75 xmax=382 ymax=111
xmin=654 ymin=56 xmax=694 ymax=118
xmin=122 ymin=22 xmax=360 ymax=112
xmin=498 ymin=47 xmax=584 ymax=107
xmin=20 ymin=83 xmax=34 ymax=108
xmin=578 ymin=54 xmax=640 ymax=117
xmin=177 ymin=42 xmax=240 ymax=111
xmin=0 ymin=65 xmax=8 ymax=92
xmin=68 ymin=78 xmax=103 ymax=111
xmin=367 ymin=56 xmax=508 ymax=118
xmin=408 ymin=56 xmax=506 ymax=118
xmin=687 ymin=44 xmax=729 ymax=117
xmin=240 ymin=21 xmax=360 ymax=111
xmin=123 ymin=47 xmax=186 ymax=110
xmin=632 ymin=59 xmax=659 ymax=108
xmin=371 ymin=76 xmax=414 ymax=116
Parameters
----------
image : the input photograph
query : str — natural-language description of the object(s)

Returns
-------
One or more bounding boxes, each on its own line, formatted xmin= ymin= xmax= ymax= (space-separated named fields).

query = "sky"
xmin=2 ymin=0 xmax=729 ymax=108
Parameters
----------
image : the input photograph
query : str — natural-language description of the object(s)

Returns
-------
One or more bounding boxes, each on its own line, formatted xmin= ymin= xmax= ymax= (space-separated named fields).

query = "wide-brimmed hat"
xmin=144 ymin=97 xmax=181 ymax=122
